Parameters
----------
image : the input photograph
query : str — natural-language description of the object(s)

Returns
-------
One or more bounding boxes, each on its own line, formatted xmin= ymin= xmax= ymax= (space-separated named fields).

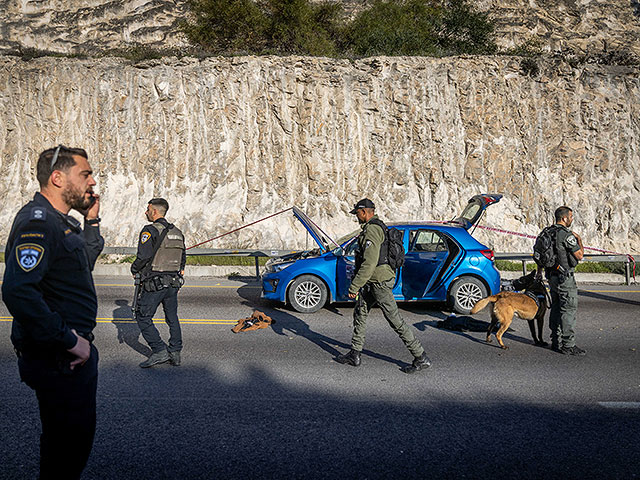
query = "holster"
xmin=143 ymin=273 xmax=183 ymax=291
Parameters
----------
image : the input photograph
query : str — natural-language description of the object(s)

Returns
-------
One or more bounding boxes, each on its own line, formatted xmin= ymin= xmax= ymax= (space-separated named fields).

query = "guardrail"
xmin=101 ymin=246 xmax=300 ymax=278
xmin=1 ymin=246 xmax=634 ymax=284
xmin=496 ymin=253 xmax=633 ymax=285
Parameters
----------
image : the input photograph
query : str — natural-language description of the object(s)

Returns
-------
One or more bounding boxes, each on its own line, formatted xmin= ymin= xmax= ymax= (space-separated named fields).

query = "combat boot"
xmin=561 ymin=345 xmax=586 ymax=356
xmin=169 ymin=351 xmax=181 ymax=366
xmin=401 ymin=352 xmax=431 ymax=374
xmin=139 ymin=350 xmax=170 ymax=368
xmin=334 ymin=349 xmax=361 ymax=367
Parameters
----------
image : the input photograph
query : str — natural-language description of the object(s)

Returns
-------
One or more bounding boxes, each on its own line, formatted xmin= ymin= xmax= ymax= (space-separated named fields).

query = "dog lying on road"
xmin=470 ymin=270 xmax=549 ymax=349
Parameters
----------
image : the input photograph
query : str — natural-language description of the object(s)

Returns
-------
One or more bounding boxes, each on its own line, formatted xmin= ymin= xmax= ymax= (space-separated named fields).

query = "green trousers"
xmin=351 ymin=279 xmax=424 ymax=358
xmin=549 ymin=273 xmax=578 ymax=348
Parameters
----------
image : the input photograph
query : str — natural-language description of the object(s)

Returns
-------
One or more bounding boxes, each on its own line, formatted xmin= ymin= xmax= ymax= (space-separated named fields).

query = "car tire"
xmin=287 ymin=275 xmax=328 ymax=313
xmin=449 ymin=276 xmax=487 ymax=314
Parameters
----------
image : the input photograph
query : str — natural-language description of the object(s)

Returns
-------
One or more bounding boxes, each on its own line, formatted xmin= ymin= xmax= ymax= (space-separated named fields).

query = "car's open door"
xmin=451 ymin=194 xmax=502 ymax=230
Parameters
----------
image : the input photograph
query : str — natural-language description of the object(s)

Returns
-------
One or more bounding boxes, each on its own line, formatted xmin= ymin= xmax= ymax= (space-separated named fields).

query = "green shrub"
xmin=342 ymin=0 xmax=442 ymax=56
xmin=183 ymin=0 xmax=496 ymax=57
xmin=495 ymin=260 xmax=626 ymax=275
xmin=182 ymin=0 xmax=269 ymax=54
xmin=183 ymin=0 xmax=342 ymax=55
xmin=438 ymin=0 xmax=496 ymax=55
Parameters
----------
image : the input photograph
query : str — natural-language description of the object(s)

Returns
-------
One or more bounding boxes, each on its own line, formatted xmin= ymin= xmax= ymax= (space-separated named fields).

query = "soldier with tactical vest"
xmin=132 ymin=198 xmax=186 ymax=368
xmin=335 ymin=198 xmax=431 ymax=373
xmin=545 ymin=206 xmax=585 ymax=356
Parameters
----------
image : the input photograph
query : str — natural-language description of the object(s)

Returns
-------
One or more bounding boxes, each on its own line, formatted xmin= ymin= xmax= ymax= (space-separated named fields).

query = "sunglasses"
xmin=50 ymin=144 xmax=66 ymax=170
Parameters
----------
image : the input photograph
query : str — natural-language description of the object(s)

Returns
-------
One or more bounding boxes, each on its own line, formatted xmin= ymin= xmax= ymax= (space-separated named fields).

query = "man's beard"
xmin=63 ymin=186 xmax=92 ymax=211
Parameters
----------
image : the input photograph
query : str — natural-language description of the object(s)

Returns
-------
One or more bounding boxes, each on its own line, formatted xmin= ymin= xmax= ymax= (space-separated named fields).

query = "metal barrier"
xmin=1 ymin=246 xmax=634 ymax=283
xmin=495 ymin=253 xmax=633 ymax=285
xmin=101 ymin=246 xmax=300 ymax=278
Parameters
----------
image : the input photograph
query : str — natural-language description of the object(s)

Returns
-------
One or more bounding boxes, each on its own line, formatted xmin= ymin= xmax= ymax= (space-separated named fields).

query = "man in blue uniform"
xmin=131 ymin=198 xmax=186 ymax=368
xmin=2 ymin=145 xmax=104 ymax=479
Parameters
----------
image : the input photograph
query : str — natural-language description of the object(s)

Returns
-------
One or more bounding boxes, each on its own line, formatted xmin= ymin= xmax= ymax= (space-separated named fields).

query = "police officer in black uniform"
xmin=2 ymin=145 xmax=104 ymax=479
xmin=132 ymin=198 xmax=186 ymax=368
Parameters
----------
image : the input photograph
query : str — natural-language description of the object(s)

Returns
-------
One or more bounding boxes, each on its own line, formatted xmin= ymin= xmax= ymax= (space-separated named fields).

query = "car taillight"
xmin=480 ymin=249 xmax=494 ymax=261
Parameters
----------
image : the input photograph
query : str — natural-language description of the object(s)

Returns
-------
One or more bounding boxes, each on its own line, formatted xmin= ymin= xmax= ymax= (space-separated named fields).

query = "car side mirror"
xmin=332 ymin=247 xmax=344 ymax=256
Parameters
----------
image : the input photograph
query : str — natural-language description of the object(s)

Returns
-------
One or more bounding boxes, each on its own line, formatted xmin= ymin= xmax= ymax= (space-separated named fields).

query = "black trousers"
xmin=136 ymin=286 xmax=182 ymax=353
xmin=18 ymin=343 xmax=99 ymax=480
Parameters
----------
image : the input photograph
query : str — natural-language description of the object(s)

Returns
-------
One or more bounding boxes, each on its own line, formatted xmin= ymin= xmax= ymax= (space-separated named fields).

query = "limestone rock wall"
xmin=0 ymin=0 xmax=189 ymax=55
xmin=0 ymin=55 xmax=638 ymax=254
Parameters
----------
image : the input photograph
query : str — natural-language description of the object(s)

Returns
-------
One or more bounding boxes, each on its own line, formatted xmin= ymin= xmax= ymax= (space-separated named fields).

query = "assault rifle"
xmin=131 ymin=273 xmax=141 ymax=316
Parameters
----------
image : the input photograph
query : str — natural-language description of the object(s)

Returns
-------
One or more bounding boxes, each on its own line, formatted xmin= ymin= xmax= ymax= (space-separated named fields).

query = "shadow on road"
xmin=111 ymin=299 xmax=151 ymax=357
xmin=579 ymin=289 xmax=640 ymax=307
xmin=236 ymin=284 xmax=408 ymax=368
xmin=4 ymin=361 xmax=633 ymax=479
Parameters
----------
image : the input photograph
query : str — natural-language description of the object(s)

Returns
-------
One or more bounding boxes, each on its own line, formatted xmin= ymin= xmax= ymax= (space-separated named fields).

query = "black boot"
xmin=401 ymin=352 xmax=431 ymax=374
xmin=334 ymin=349 xmax=361 ymax=367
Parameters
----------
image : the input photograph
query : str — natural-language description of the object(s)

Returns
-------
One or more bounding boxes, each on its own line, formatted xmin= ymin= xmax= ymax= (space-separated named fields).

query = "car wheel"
xmin=287 ymin=275 xmax=328 ymax=313
xmin=449 ymin=276 xmax=487 ymax=314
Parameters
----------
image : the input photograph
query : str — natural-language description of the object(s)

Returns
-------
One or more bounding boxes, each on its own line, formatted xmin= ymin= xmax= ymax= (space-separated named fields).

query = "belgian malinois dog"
xmin=471 ymin=270 xmax=549 ymax=349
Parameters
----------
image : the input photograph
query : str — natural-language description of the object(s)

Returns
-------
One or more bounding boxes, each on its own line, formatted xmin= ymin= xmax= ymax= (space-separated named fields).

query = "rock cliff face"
xmin=0 ymin=0 xmax=189 ymax=55
xmin=479 ymin=0 xmax=640 ymax=59
xmin=1 ymin=0 xmax=639 ymax=60
xmin=1 ymin=55 xmax=638 ymax=254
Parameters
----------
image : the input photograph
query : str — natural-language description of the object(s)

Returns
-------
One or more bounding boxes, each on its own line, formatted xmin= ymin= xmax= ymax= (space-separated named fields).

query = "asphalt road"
xmin=1 ymin=276 xmax=639 ymax=479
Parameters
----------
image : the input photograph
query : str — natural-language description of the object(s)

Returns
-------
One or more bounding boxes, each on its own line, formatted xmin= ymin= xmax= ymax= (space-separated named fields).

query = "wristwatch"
xmin=86 ymin=217 xmax=101 ymax=225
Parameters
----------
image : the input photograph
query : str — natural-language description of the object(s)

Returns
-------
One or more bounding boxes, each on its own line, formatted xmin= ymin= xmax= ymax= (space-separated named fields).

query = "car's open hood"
xmin=292 ymin=206 xmax=340 ymax=252
xmin=451 ymin=194 xmax=503 ymax=230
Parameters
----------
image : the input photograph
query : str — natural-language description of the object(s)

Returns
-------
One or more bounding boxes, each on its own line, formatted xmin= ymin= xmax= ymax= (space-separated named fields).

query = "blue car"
xmin=262 ymin=194 xmax=502 ymax=314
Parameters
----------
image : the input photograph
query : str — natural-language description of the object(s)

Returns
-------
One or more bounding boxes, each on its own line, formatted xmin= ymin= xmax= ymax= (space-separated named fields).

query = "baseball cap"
xmin=349 ymin=198 xmax=375 ymax=214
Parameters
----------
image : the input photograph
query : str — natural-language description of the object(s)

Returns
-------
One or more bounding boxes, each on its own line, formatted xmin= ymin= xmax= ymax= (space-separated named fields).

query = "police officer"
xmin=132 ymin=198 xmax=186 ymax=368
xmin=546 ymin=206 xmax=585 ymax=355
xmin=335 ymin=198 xmax=431 ymax=373
xmin=2 ymin=145 xmax=104 ymax=479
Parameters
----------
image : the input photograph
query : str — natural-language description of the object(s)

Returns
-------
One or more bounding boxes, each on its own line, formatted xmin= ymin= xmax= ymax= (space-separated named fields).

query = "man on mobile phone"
xmin=2 ymin=145 xmax=104 ymax=479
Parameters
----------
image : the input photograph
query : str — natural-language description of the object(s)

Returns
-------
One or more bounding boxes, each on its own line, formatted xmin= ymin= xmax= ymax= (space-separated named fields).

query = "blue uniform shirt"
xmin=2 ymin=193 xmax=104 ymax=351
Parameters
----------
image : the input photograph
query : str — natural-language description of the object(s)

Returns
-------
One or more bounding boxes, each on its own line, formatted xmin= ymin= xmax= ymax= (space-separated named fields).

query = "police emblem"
xmin=141 ymin=232 xmax=151 ymax=244
xmin=16 ymin=243 xmax=45 ymax=272
xmin=567 ymin=235 xmax=578 ymax=247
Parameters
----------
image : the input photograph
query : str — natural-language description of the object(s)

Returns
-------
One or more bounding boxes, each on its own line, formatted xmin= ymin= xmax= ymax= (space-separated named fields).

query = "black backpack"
xmin=385 ymin=227 xmax=406 ymax=270
xmin=368 ymin=219 xmax=405 ymax=270
xmin=533 ymin=226 xmax=559 ymax=268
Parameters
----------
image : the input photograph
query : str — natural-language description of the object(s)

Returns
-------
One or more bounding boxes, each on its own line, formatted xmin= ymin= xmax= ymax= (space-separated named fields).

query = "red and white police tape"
xmin=185 ymin=208 xmax=636 ymax=280
xmin=474 ymin=224 xmax=636 ymax=280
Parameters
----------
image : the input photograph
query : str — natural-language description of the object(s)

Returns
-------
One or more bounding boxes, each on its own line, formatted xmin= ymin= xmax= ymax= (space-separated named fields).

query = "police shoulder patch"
xmin=16 ymin=243 xmax=45 ymax=272
xmin=566 ymin=234 xmax=578 ymax=247
xmin=141 ymin=232 xmax=151 ymax=244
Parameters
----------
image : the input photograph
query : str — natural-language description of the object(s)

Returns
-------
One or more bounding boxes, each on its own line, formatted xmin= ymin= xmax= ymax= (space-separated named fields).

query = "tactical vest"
xmin=355 ymin=219 xmax=388 ymax=270
xmin=554 ymin=225 xmax=578 ymax=272
xmin=150 ymin=223 xmax=185 ymax=273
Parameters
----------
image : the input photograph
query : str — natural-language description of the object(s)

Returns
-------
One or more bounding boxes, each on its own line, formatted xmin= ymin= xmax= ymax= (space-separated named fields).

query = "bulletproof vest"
xmin=555 ymin=226 xmax=578 ymax=272
xmin=150 ymin=223 xmax=185 ymax=273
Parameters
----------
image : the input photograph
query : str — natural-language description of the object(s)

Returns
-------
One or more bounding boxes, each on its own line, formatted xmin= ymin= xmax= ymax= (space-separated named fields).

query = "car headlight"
xmin=266 ymin=261 xmax=294 ymax=273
